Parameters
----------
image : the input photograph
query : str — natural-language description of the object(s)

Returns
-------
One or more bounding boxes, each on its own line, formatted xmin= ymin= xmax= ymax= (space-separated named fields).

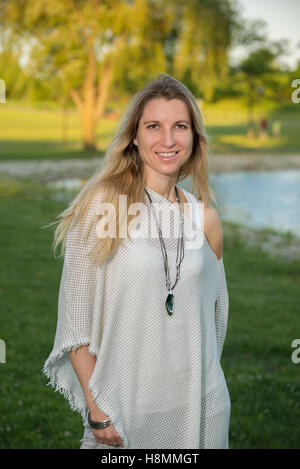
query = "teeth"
xmin=157 ymin=152 xmax=177 ymax=157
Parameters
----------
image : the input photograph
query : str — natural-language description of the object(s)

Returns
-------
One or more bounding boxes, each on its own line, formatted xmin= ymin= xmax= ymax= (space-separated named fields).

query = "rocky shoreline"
xmin=0 ymin=153 xmax=300 ymax=181
xmin=208 ymin=153 xmax=300 ymax=172
xmin=223 ymin=222 xmax=300 ymax=262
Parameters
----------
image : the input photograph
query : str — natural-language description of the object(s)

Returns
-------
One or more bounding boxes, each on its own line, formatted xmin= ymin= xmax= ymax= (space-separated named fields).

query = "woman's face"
xmin=133 ymin=98 xmax=194 ymax=181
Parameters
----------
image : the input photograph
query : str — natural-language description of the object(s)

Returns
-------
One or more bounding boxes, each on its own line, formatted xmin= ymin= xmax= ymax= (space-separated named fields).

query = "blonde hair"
xmin=47 ymin=73 xmax=217 ymax=266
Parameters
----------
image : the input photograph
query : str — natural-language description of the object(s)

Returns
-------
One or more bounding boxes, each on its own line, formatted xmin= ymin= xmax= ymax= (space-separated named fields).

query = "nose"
xmin=161 ymin=128 xmax=176 ymax=147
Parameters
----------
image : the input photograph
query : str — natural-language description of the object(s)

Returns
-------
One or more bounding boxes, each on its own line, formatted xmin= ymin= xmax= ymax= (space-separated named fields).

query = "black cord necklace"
xmin=144 ymin=186 xmax=185 ymax=316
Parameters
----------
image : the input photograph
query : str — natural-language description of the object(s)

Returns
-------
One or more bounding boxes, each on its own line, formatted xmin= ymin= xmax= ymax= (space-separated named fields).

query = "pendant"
xmin=165 ymin=291 xmax=174 ymax=316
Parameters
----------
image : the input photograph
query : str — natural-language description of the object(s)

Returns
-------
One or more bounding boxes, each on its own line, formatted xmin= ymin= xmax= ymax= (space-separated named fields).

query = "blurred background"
xmin=0 ymin=0 xmax=299 ymax=449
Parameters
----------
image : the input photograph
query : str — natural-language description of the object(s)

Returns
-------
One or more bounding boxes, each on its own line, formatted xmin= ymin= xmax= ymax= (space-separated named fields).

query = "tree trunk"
xmin=247 ymin=81 xmax=255 ymax=139
xmin=62 ymin=106 xmax=68 ymax=145
xmin=82 ymin=45 xmax=97 ymax=152
xmin=69 ymin=46 xmax=113 ymax=153
xmin=82 ymin=108 xmax=97 ymax=152
xmin=95 ymin=63 xmax=114 ymax=121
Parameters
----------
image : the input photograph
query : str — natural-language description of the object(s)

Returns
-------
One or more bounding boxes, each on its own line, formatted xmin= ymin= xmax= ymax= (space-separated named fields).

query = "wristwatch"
xmin=87 ymin=410 xmax=112 ymax=429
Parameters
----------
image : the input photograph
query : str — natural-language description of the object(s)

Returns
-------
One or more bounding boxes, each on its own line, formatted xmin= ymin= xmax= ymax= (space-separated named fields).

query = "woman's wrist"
xmin=87 ymin=400 xmax=109 ymax=421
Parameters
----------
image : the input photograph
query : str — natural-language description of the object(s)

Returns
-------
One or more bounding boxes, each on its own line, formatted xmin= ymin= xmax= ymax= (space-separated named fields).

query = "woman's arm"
xmin=68 ymin=346 xmax=105 ymax=420
xmin=203 ymin=204 xmax=223 ymax=260
xmin=203 ymin=205 xmax=229 ymax=360
xmin=68 ymin=346 xmax=124 ymax=446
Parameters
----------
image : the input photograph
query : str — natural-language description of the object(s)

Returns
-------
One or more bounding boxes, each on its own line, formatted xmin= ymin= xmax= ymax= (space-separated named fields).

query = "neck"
xmin=145 ymin=179 xmax=178 ymax=203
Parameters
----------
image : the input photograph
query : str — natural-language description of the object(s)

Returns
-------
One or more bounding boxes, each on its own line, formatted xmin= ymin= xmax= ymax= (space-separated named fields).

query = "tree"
xmin=0 ymin=0 xmax=238 ymax=150
xmin=226 ymin=18 xmax=290 ymax=137
xmin=170 ymin=0 xmax=238 ymax=100
xmin=0 ymin=29 xmax=29 ymax=99
xmin=239 ymin=42 xmax=289 ymax=137
xmin=1 ymin=0 xmax=175 ymax=151
xmin=0 ymin=1 xmax=132 ymax=150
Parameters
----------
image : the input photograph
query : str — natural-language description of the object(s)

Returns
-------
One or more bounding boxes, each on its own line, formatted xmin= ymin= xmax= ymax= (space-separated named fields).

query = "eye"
xmin=176 ymin=123 xmax=188 ymax=129
xmin=147 ymin=124 xmax=159 ymax=129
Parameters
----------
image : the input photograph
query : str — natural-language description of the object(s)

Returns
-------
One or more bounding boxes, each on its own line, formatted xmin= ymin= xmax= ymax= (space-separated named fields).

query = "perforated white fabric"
xmin=42 ymin=185 xmax=230 ymax=449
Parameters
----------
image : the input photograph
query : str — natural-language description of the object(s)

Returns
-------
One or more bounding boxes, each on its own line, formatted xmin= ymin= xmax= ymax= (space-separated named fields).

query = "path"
xmin=1 ymin=153 xmax=300 ymax=181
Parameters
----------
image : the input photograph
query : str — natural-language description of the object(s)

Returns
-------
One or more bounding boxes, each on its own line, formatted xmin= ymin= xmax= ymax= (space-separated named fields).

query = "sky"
xmin=232 ymin=0 xmax=300 ymax=68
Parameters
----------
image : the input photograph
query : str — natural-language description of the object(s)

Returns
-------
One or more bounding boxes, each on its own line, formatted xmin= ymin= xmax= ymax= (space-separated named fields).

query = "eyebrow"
xmin=143 ymin=120 xmax=191 ymax=125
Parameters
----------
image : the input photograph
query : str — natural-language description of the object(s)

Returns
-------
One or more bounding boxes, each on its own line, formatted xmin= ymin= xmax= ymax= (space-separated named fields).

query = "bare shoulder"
xmin=203 ymin=204 xmax=223 ymax=260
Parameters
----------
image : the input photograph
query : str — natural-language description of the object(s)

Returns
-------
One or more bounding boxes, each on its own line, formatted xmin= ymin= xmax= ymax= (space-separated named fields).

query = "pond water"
xmin=208 ymin=169 xmax=300 ymax=237
xmin=49 ymin=169 xmax=300 ymax=238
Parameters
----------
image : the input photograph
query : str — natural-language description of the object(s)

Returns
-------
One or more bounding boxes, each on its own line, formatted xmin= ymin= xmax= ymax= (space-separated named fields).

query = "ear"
xmin=133 ymin=137 xmax=138 ymax=146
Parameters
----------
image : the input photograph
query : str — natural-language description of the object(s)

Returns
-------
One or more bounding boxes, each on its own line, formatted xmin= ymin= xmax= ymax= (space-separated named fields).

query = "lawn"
xmin=0 ymin=177 xmax=299 ymax=448
xmin=201 ymin=98 xmax=300 ymax=154
xmin=0 ymin=98 xmax=299 ymax=161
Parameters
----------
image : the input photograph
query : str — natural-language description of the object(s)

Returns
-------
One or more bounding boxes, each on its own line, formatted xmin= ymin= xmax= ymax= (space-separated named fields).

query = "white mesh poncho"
xmin=42 ymin=185 xmax=230 ymax=449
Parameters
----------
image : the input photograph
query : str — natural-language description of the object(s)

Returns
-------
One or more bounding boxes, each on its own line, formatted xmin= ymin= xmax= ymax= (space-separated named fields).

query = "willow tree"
xmin=0 ymin=0 xmax=171 ymax=152
xmin=171 ymin=0 xmax=237 ymax=101
xmin=1 ymin=0 xmax=237 ymax=150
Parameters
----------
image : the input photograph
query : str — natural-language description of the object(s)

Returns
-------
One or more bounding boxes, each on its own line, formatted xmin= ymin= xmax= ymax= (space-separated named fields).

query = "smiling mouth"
xmin=155 ymin=151 xmax=179 ymax=159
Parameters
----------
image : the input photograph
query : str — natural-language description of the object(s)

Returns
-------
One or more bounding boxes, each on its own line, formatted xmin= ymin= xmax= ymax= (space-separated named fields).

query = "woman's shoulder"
xmin=202 ymin=204 xmax=223 ymax=261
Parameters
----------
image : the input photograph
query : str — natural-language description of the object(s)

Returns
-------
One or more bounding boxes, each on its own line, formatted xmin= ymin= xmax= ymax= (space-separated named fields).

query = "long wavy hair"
xmin=47 ymin=73 xmax=217 ymax=266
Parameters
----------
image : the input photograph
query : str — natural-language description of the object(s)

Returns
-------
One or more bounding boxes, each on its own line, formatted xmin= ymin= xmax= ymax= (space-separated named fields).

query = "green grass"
xmin=0 ymin=98 xmax=300 ymax=160
xmin=0 ymin=179 xmax=299 ymax=448
xmin=201 ymin=98 xmax=300 ymax=154
xmin=0 ymin=101 xmax=119 ymax=160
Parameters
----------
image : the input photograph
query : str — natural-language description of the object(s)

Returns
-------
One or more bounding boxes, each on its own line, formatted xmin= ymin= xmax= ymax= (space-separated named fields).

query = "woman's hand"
xmin=92 ymin=424 xmax=124 ymax=447
xmin=67 ymin=347 xmax=125 ymax=447
xmin=89 ymin=409 xmax=124 ymax=447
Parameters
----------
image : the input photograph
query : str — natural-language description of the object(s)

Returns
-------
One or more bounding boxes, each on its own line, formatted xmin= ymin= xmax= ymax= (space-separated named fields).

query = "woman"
xmin=42 ymin=74 xmax=230 ymax=449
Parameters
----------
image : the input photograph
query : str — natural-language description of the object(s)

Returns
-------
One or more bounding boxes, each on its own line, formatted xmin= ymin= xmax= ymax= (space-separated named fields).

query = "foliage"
xmin=1 ymin=0 xmax=298 ymax=149
xmin=1 ymin=0 xmax=237 ymax=102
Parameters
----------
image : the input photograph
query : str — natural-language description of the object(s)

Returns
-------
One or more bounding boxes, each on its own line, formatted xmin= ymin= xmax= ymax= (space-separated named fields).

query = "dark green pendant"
xmin=165 ymin=292 xmax=174 ymax=316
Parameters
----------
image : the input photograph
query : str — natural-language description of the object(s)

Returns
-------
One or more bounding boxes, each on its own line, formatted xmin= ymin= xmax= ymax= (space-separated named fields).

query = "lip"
xmin=155 ymin=151 xmax=179 ymax=161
